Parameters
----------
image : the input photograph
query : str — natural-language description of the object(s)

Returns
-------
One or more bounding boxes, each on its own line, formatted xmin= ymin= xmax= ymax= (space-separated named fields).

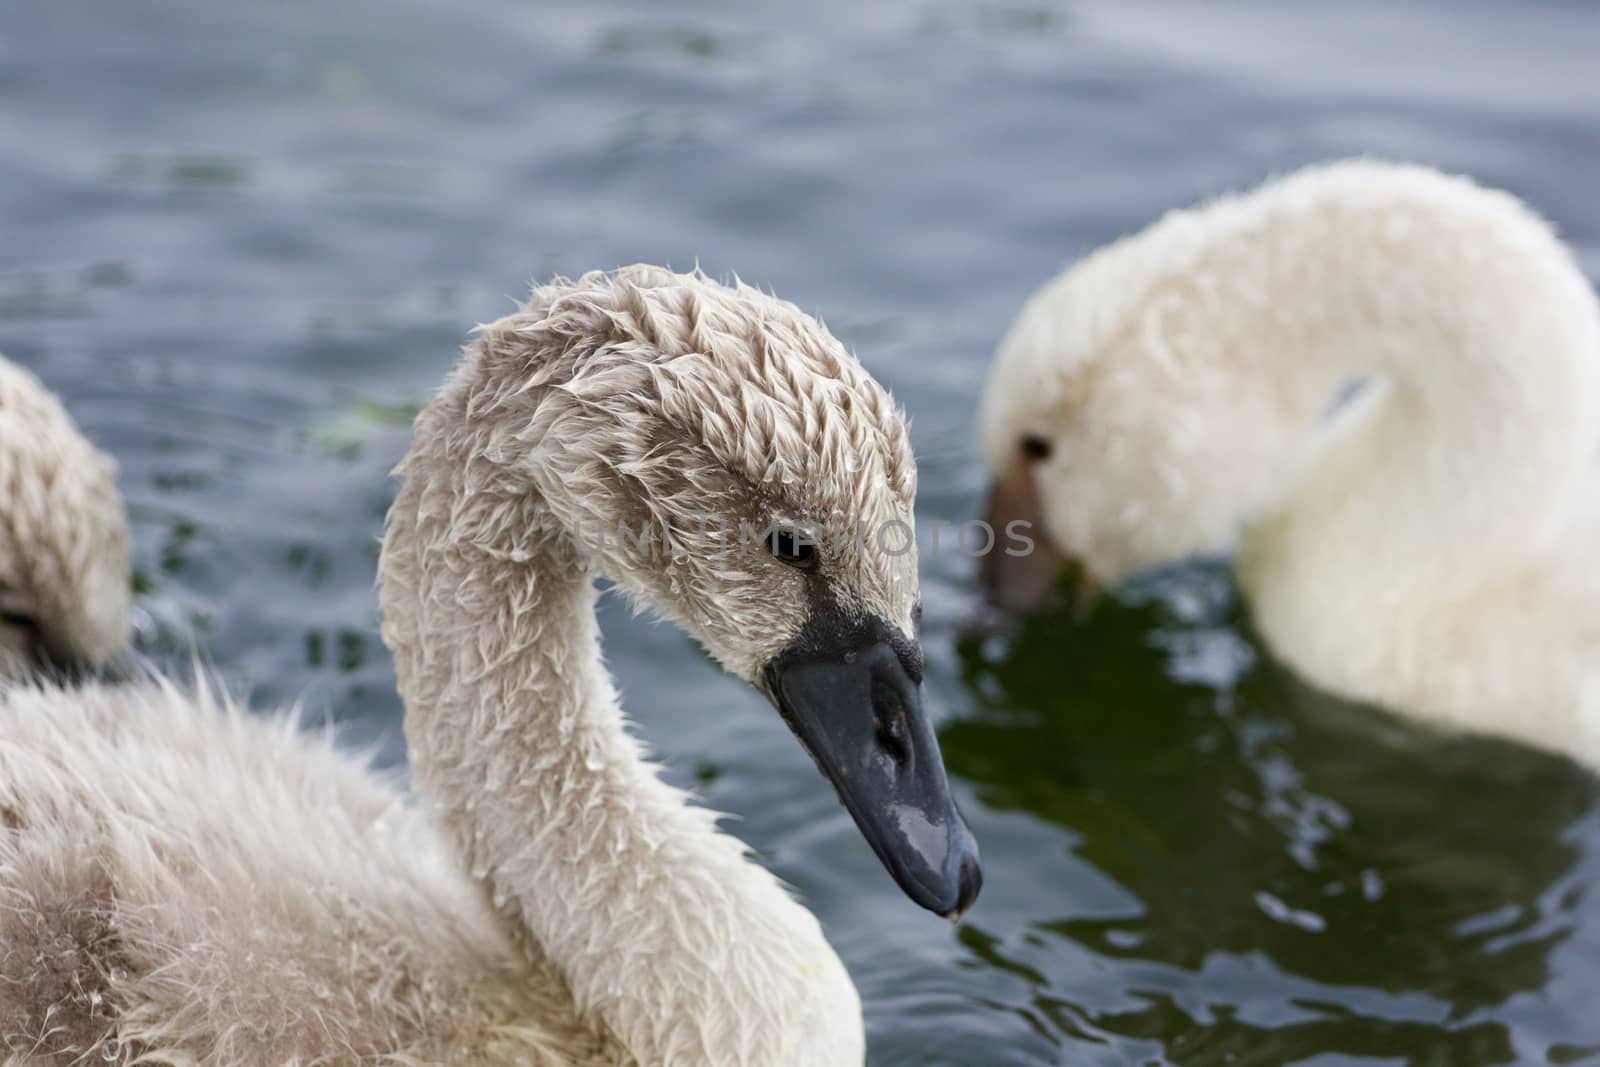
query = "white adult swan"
xmin=980 ymin=161 xmax=1600 ymax=764
xmin=0 ymin=267 xmax=980 ymax=1065
xmin=0 ymin=354 xmax=129 ymax=677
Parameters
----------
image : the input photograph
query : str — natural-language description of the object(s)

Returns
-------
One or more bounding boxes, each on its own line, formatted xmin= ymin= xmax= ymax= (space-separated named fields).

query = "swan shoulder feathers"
xmin=0 ymin=677 xmax=622 ymax=1065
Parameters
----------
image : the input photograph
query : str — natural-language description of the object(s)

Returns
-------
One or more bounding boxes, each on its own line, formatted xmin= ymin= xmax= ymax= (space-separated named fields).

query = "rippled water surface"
xmin=4 ymin=1 xmax=1599 ymax=1063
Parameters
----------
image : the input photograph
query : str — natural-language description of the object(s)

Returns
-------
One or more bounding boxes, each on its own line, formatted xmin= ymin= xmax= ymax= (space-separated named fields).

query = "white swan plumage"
xmin=980 ymin=161 xmax=1600 ymax=763
xmin=0 ymin=266 xmax=980 ymax=1065
xmin=0 ymin=354 xmax=129 ymax=677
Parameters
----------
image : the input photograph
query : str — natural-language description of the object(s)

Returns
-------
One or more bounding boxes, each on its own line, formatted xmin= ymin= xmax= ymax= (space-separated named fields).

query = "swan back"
xmin=0 ymin=676 xmax=615 ymax=1065
xmin=0 ymin=357 xmax=129 ymax=675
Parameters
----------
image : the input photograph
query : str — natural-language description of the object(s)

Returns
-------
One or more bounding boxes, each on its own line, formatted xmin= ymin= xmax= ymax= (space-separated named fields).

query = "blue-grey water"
xmin=3 ymin=2 xmax=1599 ymax=1063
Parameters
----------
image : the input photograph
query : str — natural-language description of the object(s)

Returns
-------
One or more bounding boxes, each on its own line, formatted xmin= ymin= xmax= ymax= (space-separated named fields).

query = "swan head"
xmin=0 ymin=359 xmax=130 ymax=677
xmin=978 ymin=200 xmax=1330 ymax=609
xmin=433 ymin=266 xmax=981 ymax=918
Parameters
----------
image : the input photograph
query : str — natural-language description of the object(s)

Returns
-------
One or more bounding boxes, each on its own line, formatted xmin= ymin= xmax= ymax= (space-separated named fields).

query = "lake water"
xmin=3 ymin=1 xmax=1598 ymax=1063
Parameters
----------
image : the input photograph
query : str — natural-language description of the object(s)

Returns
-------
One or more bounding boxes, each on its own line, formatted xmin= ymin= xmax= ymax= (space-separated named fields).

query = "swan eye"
xmin=768 ymin=529 xmax=817 ymax=569
xmin=1019 ymin=434 xmax=1052 ymax=462
xmin=0 ymin=610 xmax=35 ymax=632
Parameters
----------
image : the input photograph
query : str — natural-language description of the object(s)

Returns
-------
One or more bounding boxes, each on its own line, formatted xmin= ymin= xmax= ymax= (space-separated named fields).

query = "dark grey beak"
xmin=763 ymin=615 xmax=982 ymax=919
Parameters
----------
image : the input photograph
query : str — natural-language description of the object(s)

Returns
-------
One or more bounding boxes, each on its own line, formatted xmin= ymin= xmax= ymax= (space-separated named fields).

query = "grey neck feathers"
xmin=377 ymin=377 xmax=847 ymax=1065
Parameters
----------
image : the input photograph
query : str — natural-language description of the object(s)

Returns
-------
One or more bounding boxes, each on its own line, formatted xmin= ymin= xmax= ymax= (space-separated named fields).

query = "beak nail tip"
xmin=945 ymin=853 xmax=983 ymax=921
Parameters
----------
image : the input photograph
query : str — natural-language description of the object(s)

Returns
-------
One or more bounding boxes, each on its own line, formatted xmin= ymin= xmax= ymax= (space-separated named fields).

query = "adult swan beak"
xmin=978 ymin=462 xmax=1067 ymax=614
xmin=764 ymin=613 xmax=982 ymax=920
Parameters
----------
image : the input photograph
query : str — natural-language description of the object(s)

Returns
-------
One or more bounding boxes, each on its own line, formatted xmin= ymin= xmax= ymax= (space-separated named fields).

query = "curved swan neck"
xmin=379 ymin=368 xmax=859 ymax=1066
xmin=1117 ymin=164 xmax=1600 ymax=573
xmin=1295 ymin=179 xmax=1590 ymax=560
xmin=1173 ymin=165 xmax=1600 ymax=735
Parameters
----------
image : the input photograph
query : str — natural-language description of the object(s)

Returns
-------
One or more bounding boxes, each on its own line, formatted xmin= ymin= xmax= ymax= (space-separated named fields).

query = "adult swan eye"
xmin=768 ymin=528 xmax=817 ymax=569
xmin=1019 ymin=433 xmax=1052 ymax=462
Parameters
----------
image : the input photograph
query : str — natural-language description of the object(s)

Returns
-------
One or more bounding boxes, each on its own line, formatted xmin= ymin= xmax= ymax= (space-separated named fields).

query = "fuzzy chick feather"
xmin=0 ymin=356 xmax=128 ymax=676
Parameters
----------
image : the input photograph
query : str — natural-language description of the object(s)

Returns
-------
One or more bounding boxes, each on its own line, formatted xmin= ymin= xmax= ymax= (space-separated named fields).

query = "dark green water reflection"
xmin=947 ymin=569 xmax=1598 ymax=1063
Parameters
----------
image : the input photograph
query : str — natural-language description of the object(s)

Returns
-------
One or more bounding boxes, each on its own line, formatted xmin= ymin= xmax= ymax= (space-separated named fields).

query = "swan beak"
xmin=764 ymin=620 xmax=982 ymax=920
xmin=979 ymin=465 xmax=1070 ymax=613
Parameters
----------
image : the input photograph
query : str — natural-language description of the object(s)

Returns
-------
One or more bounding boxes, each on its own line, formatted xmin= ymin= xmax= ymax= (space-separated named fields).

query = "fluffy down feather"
xmin=0 ymin=357 xmax=128 ymax=675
